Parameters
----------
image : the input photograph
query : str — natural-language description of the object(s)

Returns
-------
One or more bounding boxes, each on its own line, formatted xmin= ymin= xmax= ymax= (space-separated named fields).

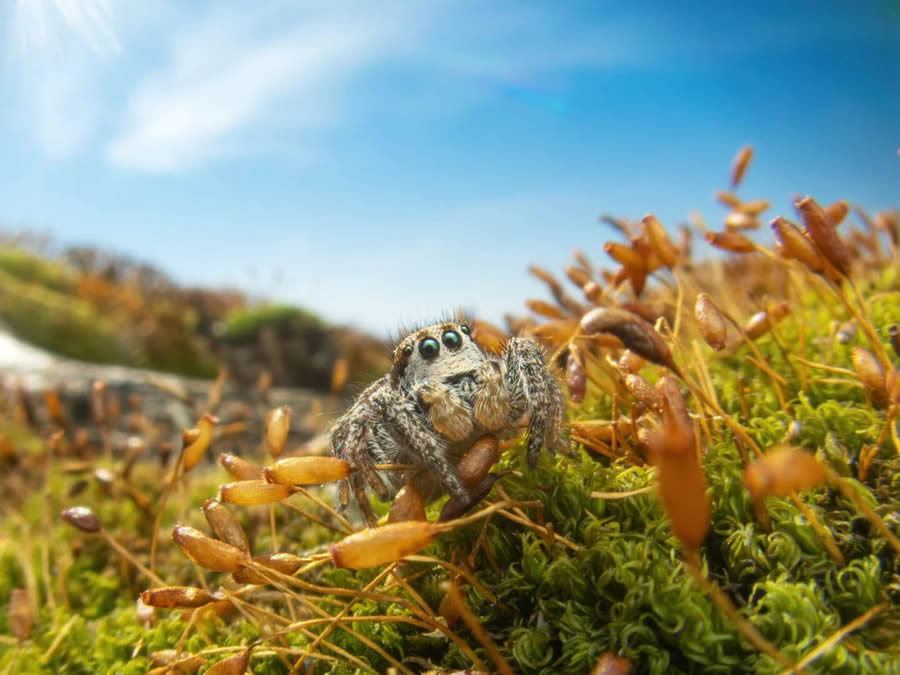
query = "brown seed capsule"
xmin=61 ymin=506 xmax=101 ymax=533
xmin=329 ymin=521 xmax=442 ymax=569
xmin=580 ymin=307 xmax=680 ymax=374
xmin=572 ymin=248 xmax=594 ymax=273
xmin=528 ymin=319 xmax=579 ymax=350
xmin=438 ymin=587 xmax=462 ymax=627
xmin=457 ymin=435 xmax=500 ymax=488
xmin=603 ymin=242 xmax=645 ymax=270
xmin=172 ymin=525 xmax=248 ymax=573
xmin=617 ymin=350 xmax=645 ymax=374
xmin=730 ymin=145 xmax=753 ymax=187
xmin=469 ymin=319 xmax=508 ymax=354
xmin=263 ymin=408 xmax=290 ymax=458
xmin=888 ymin=324 xmax=900 ymax=359
xmin=257 ymin=370 xmax=272 ymax=405
xmin=623 ymin=373 xmax=660 ymax=413
xmin=836 ymin=320 xmax=857 ymax=345
xmin=715 ymin=190 xmax=742 ymax=208
xmin=232 ymin=552 xmax=304 ymax=585
xmin=704 ymin=231 xmax=756 ymax=253
xmin=824 ymin=200 xmax=850 ymax=226
xmin=743 ymin=446 xmax=826 ymax=499
xmin=9 ymin=588 xmax=32 ymax=641
xmin=388 ymin=483 xmax=427 ymax=523
xmin=745 ymin=301 xmax=790 ymax=340
xmin=206 ymin=650 xmax=251 ymax=675
xmin=565 ymin=344 xmax=587 ymax=403
xmin=648 ymin=395 xmax=708 ymax=552
xmin=528 ymin=265 xmax=565 ymax=296
xmin=642 ymin=214 xmax=679 ymax=268
xmin=564 ymin=264 xmax=592 ymax=288
xmin=850 ymin=348 xmax=887 ymax=407
xmin=771 ymin=216 xmax=825 ymax=273
xmin=887 ymin=368 xmax=900 ymax=406
xmin=91 ymin=381 xmax=106 ymax=426
xmin=873 ymin=209 xmax=899 ymax=244
xmin=218 ymin=453 xmax=264 ymax=481
xmin=795 ymin=196 xmax=851 ymax=276
xmin=140 ymin=587 xmax=218 ymax=609
xmin=219 ymin=480 xmax=293 ymax=506
xmin=624 ymin=264 xmax=648 ymax=296
xmin=183 ymin=414 xmax=215 ymax=470
xmin=525 ymin=299 xmax=564 ymax=319
xmin=67 ymin=479 xmax=89 ymax=498
xmin=263 ymin=456 xmax=350 ymax=486
xmin=0 ymin=435 xmax=14 ymax=460
xmin=582 ymin=280 xmax=603 ymax=304
xmin=656 ymin=376 xmax=691 ymax=431
xmin=723 ymin=211 xmax=760 ymax=231
xmin=202 ymin=499 xmax=250 ymax=553
xmin=43 ymin=389 xmax=69 ymax=429
xmin=591 ymin=652 xmax=633 ymax=675
xmin=694 ymin=293 xmax=727 ymax=351
xmin=735 ymin=199 xmax=770 ymax=217
xmin=330 ymin=357 xmax=349 ymax=395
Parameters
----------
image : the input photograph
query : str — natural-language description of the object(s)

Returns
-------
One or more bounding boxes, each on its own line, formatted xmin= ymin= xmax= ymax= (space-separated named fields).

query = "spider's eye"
xmin=459 ymin=324 xmax=470 ymax=335
xmin=442 ymin=330 xmax=461 ymax=349
xmin=419 ymin=337 xmax=439 ymax=359
xmin=402 ymin=344 xmax=413 ymax=357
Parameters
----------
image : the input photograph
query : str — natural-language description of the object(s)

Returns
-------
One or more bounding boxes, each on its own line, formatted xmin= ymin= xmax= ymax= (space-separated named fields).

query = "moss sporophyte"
xmin=2 ymin=146 xmax=900 ymax=674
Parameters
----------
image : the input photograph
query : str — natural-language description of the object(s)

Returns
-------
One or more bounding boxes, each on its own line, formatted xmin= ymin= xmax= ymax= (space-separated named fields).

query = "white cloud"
xmin=106 ymin=4 xmax=427 ymax=171
xmin=5 ymin=1 xmax=651 ymax=169
xmin=106 ymin=1 xmax=645 ymax=173
xmin=7 ymin=0 xmax=122 ymax=157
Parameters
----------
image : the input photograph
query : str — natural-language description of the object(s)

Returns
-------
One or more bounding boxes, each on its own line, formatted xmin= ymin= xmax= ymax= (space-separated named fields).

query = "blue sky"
xmin=1 ymin=1 xmax=898 ymax=337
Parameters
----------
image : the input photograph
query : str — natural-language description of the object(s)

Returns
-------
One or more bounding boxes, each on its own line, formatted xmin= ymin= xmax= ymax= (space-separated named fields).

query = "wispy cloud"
xmin=6 ymin=0 xmax=122 ymax=157
xmin=107 ymin=3 xmax=428 ymax=171
xmin=105 ymin=1 xmax=640 ymax=173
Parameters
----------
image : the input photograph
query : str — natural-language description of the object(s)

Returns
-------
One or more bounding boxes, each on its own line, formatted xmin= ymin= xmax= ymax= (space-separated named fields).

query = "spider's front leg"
xmin=502 ymin=337 xmax=565 ymax=467
xmin=330 ymin=378 xmax=392 ymax=526
xmin=472 ymin=360 xmax=511 ymax=431
xmin=416 ymin=380 xmax=473 ymax=441
xmin=375 ymin=389 xmax=498 ymax=520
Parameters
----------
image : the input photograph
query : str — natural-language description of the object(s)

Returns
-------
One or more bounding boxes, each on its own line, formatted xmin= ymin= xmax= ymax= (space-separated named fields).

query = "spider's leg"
xmin=503 ymin=337 xmax=565 ymax=467
xmin=417 ymin=380 xmax=473 ymax=441
xmin=472 ymin=360 xmax=510 ymax=430
xmin=375 ymin=389 xmax=470 ymax=504
xmin=330 ymin=377 xmax=391 ymax=523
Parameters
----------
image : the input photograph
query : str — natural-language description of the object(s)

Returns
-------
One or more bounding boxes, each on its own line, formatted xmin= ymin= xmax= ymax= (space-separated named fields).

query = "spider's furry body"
xmin=330 ymin=319 xmax=565 ymax=523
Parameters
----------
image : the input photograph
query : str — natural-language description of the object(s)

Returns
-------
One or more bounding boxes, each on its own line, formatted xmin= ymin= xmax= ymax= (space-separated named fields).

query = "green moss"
xmin=222 ymin=304 xmax=324 ymax=343
xmin=2 ymin=246 xmax=900 ymax=674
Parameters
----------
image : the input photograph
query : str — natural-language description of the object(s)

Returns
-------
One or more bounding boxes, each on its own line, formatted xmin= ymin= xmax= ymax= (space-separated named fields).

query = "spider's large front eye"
xmin=442 ymin=330 xmax=461 ymax=349
xmin=419 ymin=337 xmax=439 ymax=359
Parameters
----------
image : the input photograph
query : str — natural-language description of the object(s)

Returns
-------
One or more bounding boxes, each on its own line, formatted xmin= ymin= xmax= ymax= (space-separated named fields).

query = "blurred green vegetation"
xmin=222 ymin=304 xmax=324 ymax=343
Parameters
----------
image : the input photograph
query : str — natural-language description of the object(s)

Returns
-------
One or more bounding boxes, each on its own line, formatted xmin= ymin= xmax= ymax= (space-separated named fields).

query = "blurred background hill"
xmin=0 ymin=230 xmax=389 ymax=390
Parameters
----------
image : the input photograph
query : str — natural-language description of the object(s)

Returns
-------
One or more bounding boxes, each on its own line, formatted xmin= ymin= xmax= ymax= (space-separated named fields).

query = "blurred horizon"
xmin=2 ymin=0 xmax=899 ymax=337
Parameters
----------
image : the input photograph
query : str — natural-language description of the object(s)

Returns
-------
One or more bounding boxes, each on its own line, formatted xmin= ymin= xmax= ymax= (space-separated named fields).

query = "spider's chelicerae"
xmin=330 ymin=320 xmax=565 ymax=523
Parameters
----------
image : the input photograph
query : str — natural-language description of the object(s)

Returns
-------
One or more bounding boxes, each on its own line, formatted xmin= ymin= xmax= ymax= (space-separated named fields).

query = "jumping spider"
xmin=331 ymin=320 xmax=565 ymax=523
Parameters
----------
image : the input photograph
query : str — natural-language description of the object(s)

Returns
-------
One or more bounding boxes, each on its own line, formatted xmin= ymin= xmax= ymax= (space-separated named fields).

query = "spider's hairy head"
xmin=389 ymin=316 xmax=483 ymax=389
